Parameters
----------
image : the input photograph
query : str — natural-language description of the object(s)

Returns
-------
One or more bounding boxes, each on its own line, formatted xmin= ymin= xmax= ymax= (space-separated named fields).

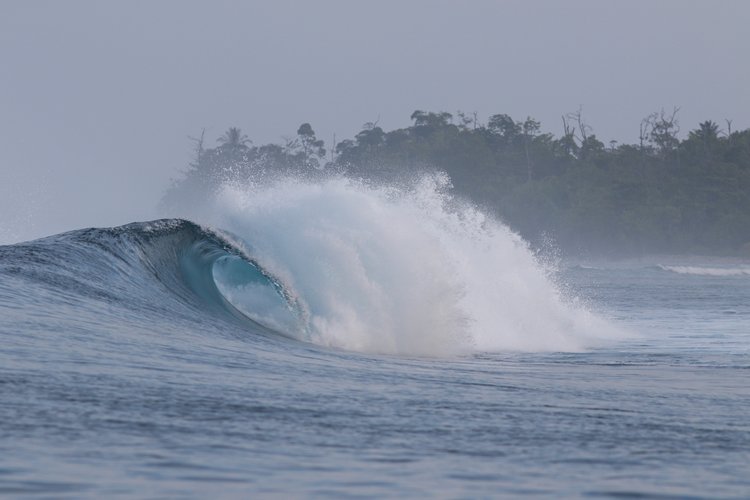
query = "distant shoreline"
xmin=162 ymin=111 xmax=750 ymax=257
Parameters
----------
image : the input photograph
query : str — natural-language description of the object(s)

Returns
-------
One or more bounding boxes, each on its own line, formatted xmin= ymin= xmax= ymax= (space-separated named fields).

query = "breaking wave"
xmin=1 ymin=175 xmax=621 ymax=356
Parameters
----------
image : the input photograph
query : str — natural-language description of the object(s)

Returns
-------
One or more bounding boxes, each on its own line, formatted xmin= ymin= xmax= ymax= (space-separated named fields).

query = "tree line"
xmin=162 ymin=109 xmax=750 ymax=256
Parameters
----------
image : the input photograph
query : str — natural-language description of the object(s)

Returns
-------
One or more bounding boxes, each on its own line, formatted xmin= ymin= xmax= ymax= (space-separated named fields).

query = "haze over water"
xmin=1 ymin=1 xmax=748 ymax=241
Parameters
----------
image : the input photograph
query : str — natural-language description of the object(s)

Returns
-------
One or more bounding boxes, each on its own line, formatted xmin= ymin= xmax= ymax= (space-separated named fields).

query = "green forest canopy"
xmin=162 ymin=110 xmax=750 ymax=257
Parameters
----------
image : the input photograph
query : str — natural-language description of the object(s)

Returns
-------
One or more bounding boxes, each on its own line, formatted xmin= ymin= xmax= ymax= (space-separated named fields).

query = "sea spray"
xmin=173 ymin=173 xmax=620 ymax=356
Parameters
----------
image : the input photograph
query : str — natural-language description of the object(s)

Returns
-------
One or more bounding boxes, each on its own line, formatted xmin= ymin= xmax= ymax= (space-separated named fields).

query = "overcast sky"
xmin=1 ymin=0 xmax=748 ymax=241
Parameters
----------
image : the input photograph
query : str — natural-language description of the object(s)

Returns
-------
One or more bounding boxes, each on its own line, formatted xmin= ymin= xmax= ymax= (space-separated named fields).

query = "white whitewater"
xmin=198 ymin=174 xmax=620 ymax=356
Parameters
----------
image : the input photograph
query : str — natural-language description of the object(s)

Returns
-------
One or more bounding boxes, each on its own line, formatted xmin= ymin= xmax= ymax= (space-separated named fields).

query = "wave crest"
xmin=193 ymin=175 xmax=621 ymax=356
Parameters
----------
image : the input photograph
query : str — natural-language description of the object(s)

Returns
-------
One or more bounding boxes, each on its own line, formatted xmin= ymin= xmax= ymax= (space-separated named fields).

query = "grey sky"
xmin=1 ymin=0 xmax=748 ymax=241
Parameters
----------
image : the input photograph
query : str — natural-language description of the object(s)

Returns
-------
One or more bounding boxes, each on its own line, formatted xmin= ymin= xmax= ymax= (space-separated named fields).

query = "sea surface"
xmin=1 ymin=180 xmax=748 ymax=498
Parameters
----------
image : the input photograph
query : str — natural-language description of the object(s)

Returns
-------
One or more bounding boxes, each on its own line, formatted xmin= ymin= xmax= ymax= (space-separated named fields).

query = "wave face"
xmin=1 ymin=176 xmax=618 ymax=356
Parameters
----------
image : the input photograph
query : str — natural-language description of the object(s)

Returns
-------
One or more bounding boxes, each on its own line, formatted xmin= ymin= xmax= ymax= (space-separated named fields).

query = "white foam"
xmin=196 ymin=174 xmax=622 ymax=356
xmin=659 ymin=265 xmax=750 ymax=277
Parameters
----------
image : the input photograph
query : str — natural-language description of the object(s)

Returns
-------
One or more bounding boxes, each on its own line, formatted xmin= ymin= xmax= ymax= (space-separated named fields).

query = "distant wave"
xmin=658 ymin=265 xmax=750 ymax=277
xmin=568 ymin=264 xmax=605 ymax=271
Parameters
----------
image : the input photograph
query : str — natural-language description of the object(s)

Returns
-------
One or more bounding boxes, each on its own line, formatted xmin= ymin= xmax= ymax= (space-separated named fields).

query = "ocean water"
xmin=1 ymin=179 xmax=748 ymax=498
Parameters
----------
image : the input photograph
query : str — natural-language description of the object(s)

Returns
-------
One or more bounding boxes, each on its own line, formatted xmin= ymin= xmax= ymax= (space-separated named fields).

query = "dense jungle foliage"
xmin=163 ymin=110 xmax=750 ymax=256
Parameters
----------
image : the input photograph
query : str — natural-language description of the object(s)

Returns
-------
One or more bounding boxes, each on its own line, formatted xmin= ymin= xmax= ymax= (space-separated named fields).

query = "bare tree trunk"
xmin=188 ymin=128 xmax=206 ymax=167
xmin=524 ymin=136 xmax=532 ymax=182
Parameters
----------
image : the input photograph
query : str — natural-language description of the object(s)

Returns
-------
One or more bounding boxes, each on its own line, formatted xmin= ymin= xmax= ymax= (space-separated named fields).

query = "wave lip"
xmin=152 ymin=220 xmax=304 ymax=336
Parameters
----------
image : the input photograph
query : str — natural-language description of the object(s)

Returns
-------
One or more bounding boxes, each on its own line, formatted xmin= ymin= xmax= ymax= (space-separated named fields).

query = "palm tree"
xmin=218 ymin=127 xmax=251 ymax=148
xmin=689 ymin=120 xmax=720 ymax=142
